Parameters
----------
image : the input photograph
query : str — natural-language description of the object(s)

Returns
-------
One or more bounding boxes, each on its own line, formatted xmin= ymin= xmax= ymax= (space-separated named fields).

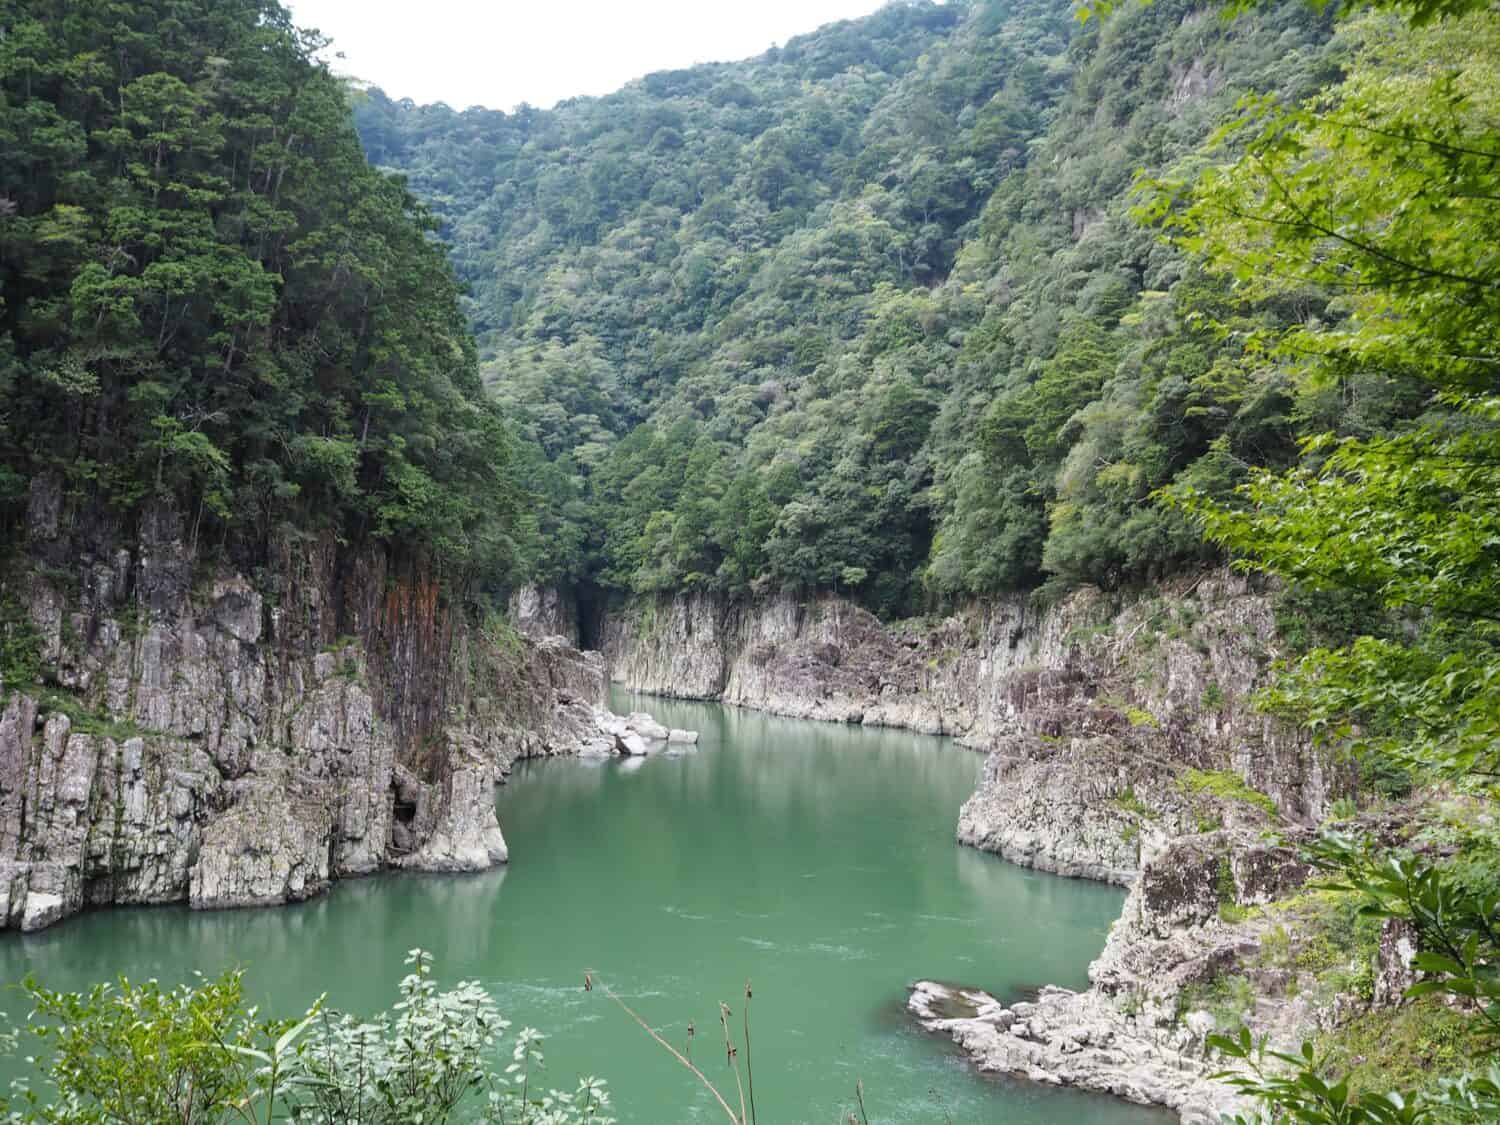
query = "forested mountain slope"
xmin=355 ymin=0 xmax=1342 ymax=617
xmin=0 ymin=0 xmax=1496 ymax=1119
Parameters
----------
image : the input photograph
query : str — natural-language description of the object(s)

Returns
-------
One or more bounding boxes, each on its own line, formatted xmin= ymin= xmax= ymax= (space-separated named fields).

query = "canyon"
xmin=0 ymin=489 xmax=1390 ymax=1123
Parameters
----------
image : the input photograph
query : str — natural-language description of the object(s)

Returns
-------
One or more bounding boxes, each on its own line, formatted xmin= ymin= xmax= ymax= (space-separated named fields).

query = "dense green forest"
xmin=354 ymin=0 xmax=1347 ymax=616
xmin=0 ymin=0 xmax=1496 ymax=1121
xmin=0 ymin=0 xmax=525 ymax=583
xmin=355 ymin=12 xmax=1500 ymax=1115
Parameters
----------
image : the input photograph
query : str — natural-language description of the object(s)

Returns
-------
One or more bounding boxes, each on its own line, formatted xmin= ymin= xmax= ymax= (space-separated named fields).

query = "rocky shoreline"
xmin=908 ymin=980 xmax=1235 ymax=1124
xmin=590 ymin=576 xmax=1369 ymax=1122
xmin=907 ymin=823 xmax=1318 ymax=1123
xmin=0 ymin=479 xmax=690 ymax=933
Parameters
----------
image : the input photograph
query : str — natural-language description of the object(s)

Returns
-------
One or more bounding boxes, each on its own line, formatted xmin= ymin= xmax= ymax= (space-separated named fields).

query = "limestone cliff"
xmin=508 ymin=584 xmax=580 ymax=647
xmin=0 ymin=478 xmax=609 ymax=932
xmin=599 ymin=571 xmax=1346 ymax=883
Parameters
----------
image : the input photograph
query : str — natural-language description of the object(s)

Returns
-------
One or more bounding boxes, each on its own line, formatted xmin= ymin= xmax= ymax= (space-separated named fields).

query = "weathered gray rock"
xmin=626 ymin=712 xmax=669 ymax=741
xmin=191 ymin=776 xmax=335 ymax=908
xmin=395 ymin=759 xmax=509 ymax=872
xmin=909 ymin=980 xmax=1239 ymax=1125
xmin=577 ymin=735 xmax=616 ymax=759
xmin=0 ymin=479 xmax=616 ymax=932
xmin=586 ymin=707 xmax=687 ymax=755
xmin=1373 ymin=917 xmax=1420 ymax=1008
xmin=917 ymin=832 xmax=1320 ymax=1125
xmin=601 ymin=572 xmax=1349 ymax=859
xmin=1167 ymin=54 xmax=1224 ymax=114
xmin=509 ymin=585 xmax=580 ymax=646
xmin=616 ymin=731 xmax=649 ymax=756
xmin=956 ymin=730 xmax=1199 ymax=886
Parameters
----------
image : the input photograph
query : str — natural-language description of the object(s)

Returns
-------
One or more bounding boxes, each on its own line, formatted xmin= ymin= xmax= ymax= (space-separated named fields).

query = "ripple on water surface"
xmin=0 ymin=689 xmax=1171 ymax=1125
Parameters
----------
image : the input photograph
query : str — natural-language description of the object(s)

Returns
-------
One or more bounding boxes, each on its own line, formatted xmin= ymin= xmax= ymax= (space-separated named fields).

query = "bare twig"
xmin=599 ymin=983 xmax=741 ymax=1124
xmin=720 ymin=1002 xmax=748 ymax=1125
xmin=743 ymin=982 xmax=757 ymax=1125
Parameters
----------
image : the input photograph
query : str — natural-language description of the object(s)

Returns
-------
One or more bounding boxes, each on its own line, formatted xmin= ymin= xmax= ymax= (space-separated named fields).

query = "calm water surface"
xmin=1 ymin=691 xmax=1167 ymax=1124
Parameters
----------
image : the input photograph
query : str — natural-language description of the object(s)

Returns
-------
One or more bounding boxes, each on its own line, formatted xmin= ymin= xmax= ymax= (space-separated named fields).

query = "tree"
xmin=1153 ymin=7 xmax=1500 ymax=1118
xmin=0 ymin=0 xmax=527 ymax=585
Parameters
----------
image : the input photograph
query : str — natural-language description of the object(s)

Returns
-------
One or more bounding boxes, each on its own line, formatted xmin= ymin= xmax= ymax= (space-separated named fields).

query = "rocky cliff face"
xmin=601 ymin=578 xmax=1364 ymax=1123
xmin=600 ymin=572 xmax=1346 ymax=883
xmin=0 ymin=478 xmax=610 ymax=932
xmin=911 ymin=827 xmax=1313 ymax=1123
xmin=508 ymin=585 xmax=580 ymax=647
xmin=912 ymin=821 xmax=1419 ymax=1124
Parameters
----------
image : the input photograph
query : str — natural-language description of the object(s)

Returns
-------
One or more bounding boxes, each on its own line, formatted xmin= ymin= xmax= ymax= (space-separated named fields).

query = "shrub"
xmin=1179 ymin=974 xmax=1256 ymax=1036
xmin=1179 ymin=768 xmax=1278 ymax=818
xmin=0 ymin=950 xmax=614 ymax=1125
xmin=1316 ymin=1000 xmax=1489 ymax=1101
xmin=1114 ymin=786 xmax=1152 ymax=817
xmin=0 ymin=595 xmax=44 ymax=692
xmin=1200 ymin=681 xmax=1225 ymax=712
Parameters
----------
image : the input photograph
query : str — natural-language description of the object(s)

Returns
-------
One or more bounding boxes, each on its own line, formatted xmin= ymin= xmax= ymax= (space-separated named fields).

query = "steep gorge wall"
xmin=601 ymin=577 xmax=1366 ymax=1123
xmin=599 ymin=572 xmax=1347 ymax=883
xmin=0 ymin=478 xmax=608 ymax=932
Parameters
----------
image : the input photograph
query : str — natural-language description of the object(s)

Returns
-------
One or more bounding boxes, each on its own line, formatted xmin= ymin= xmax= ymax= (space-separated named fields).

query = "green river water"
xmin=1 ymin=691 xmax=1169 ymax=1124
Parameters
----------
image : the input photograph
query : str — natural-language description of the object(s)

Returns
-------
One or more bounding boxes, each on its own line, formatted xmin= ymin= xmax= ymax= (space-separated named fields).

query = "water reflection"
xmin=1 ymin=688 xmax=1168 ymax=1125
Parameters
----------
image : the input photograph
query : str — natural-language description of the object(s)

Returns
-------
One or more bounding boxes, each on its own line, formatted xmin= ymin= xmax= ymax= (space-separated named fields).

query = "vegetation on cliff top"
xmin=0 ymin=0 xmax=527 ymax=584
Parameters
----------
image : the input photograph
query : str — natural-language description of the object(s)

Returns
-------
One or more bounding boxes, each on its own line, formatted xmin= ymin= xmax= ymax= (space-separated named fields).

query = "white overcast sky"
xmin=284 ymin=1 xmax=889 ymax=112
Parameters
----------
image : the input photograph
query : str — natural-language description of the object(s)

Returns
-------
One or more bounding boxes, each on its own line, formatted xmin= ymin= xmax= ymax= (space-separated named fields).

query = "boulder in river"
xmin=627 ymin=712 xmax=670 ymax=741
xmin=667 ymin=728 xmax=699 ymax=744
xmin=577 ymin=735 xmax=615 ymax=759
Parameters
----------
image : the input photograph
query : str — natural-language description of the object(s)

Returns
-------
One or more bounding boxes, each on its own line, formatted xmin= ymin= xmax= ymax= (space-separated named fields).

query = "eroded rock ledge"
xmin=909 ymin=980 xmax=1234 ymax=1124
xmin=599 ymin=573 xmax=1346 ymax=852
xmin=603 ymin=578 xmax=1330 ymax=782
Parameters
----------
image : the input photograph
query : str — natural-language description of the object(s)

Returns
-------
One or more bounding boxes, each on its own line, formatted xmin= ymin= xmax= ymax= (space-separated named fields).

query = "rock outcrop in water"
xmin=906 ymin=822 xmax=1423 ymax=1123
xmin=909 ymin=975 xmax=1240 ymax=1124
xmin=0 ymin=478 xmax=642 ymax=932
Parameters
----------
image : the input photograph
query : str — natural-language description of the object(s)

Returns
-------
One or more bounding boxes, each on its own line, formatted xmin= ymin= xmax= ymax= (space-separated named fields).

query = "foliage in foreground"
xmin=0 ymin=950 xmax=613 ymax=1125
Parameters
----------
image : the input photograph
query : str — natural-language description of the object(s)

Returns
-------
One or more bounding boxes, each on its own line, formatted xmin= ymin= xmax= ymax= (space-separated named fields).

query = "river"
xmin=1 ymin=691 xmax=1168 ymax=1124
